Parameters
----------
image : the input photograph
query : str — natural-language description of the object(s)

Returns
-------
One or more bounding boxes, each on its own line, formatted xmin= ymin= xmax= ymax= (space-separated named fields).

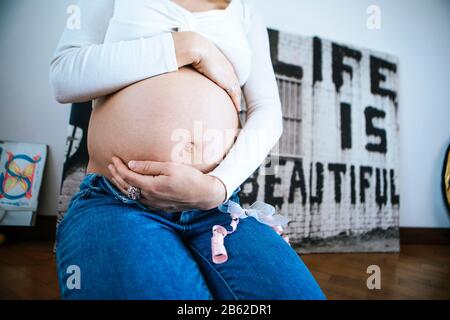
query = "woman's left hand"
xmin=107 ymin=156 xmax=227 ymax=212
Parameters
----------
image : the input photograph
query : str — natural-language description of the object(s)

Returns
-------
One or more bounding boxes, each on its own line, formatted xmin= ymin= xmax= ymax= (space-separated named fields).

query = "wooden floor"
xmin=0 ymin=240 xmax=449 ymax=299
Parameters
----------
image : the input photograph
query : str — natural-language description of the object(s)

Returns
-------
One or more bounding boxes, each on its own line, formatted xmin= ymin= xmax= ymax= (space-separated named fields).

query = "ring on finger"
xmin=127 ymin=185 xmax=142 ymax=201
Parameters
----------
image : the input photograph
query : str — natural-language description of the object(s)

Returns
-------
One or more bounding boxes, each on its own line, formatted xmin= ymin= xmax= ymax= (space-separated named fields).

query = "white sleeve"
xmin=49 ymin=0 xmax=179 ymax=104
xmin=207 ymin=3 xmax=283 ymax=201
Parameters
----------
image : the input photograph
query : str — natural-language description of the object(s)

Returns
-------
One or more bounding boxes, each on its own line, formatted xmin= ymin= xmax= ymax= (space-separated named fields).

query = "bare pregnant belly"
xmin=86 ymin=67 xmax=239 ymax=178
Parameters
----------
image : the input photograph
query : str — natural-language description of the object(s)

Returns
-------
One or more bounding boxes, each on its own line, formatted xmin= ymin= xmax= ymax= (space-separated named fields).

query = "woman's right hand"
xmin=172 ymin=31 xmax=242 ymax=112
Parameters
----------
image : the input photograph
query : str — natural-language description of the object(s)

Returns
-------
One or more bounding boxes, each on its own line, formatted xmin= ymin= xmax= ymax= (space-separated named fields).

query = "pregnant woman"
xmin=50 ymin=0 xmax=325 ymax=300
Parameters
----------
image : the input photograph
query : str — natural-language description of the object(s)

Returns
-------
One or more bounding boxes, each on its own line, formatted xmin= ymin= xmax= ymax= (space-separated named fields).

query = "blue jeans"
xmin=56 ymin=173 xmax=325 ymax=300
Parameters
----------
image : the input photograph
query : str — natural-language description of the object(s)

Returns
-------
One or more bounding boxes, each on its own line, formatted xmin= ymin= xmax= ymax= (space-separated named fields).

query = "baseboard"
xmin=0 ymin=215 xmax=56 ymax=241
xmin=0 ymin=218 xmax=449 ymax=245
xmin=400 ymin=227 xmax=450 ymax=245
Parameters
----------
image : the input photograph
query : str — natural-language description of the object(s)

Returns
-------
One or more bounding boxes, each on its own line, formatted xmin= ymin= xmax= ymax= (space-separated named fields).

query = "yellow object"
xmin=445 ymin=147 xmax=450 ymax=210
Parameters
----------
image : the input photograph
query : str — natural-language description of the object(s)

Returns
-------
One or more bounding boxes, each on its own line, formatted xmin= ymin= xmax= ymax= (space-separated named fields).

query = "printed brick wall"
xmin=239 ymin=30 xmax=400 ymax=253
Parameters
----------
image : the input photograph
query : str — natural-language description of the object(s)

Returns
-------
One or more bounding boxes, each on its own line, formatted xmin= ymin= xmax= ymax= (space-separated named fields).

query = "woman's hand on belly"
xmin=173 ymin=31 xmax=242 ymax=112
xmin=108 ymin=156 xmax=226 ymax=211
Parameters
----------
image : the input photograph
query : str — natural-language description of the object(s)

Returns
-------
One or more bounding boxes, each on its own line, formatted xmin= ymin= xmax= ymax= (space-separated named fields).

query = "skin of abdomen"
xmin=86 ymin=66 xmax=240 ymax=178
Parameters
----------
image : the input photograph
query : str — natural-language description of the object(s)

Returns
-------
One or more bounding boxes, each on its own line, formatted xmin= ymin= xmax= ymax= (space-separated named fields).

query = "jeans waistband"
xmin=78 ymin=173 xmax=241 ymax=224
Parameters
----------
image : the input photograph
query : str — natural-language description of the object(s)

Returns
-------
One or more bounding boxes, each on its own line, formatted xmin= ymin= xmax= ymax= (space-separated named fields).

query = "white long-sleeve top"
xmin=50 ymin=0 xmax=283 ymax=201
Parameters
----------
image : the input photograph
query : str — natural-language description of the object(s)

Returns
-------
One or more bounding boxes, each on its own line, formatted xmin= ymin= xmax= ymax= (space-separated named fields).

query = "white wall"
xmin=0 ymin=0 xmax=70 ymax=219
xmin=0 ymin=0 xmax=449 ymax=228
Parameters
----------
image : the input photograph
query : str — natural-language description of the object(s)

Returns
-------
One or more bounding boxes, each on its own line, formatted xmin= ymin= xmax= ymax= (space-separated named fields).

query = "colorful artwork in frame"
xmin=0 ymin=142 xmax=47 ymax=211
